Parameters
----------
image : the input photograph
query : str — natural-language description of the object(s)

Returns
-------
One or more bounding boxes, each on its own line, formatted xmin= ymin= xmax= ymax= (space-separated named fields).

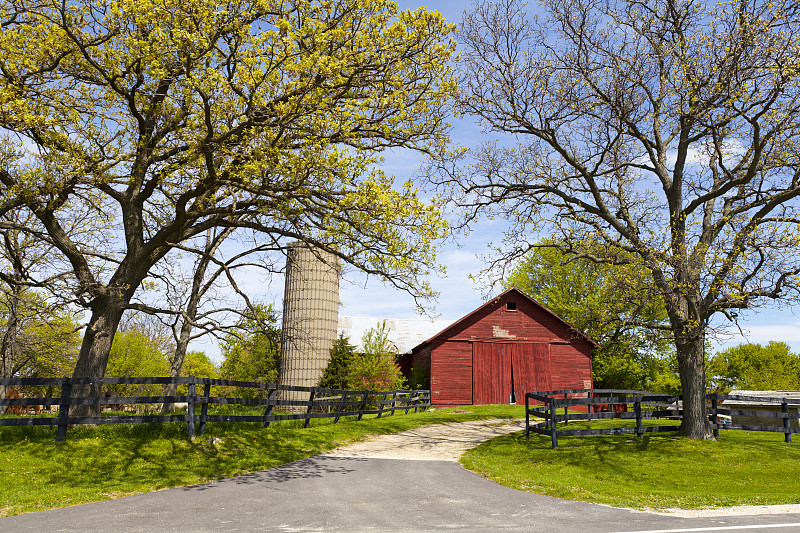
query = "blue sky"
xmin=194 ymin=0 xmax=800 ymax=359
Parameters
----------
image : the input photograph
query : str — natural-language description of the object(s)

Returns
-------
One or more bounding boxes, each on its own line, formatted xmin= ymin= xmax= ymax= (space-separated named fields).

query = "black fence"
xmin=0 ymin=376 xmax=431 ymax=442
xmin=525 ymin=388 xmax=800 ymax=448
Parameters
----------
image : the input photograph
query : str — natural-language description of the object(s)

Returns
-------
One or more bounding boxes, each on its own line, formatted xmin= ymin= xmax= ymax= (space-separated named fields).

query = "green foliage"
xmin=347 ymin=321 xmax=405 ymax=391
xmin=106 ymin=329 xmax=170 ymax=397
xmin=505 ymin=240 xmax=672 ymax=390
xmin=176 ymin=351 xmax=218 ymax=396
xmin=0 ymin=0 xmax=455 ymax=384
xmin=0 ymin=288 xmax=80 ymax=379
xmin=107 ymin=330 xmax=170 ymax=378
xmin=709 ymin=342 xmax=800 ymax=392
xmin=183 ymin=351 xmax=218 ymax=379
xmin=23 ymin=313 xmax=81 ymax=378
xmin=318 ymin=334 xmax=357 ymax=390
xmin=408 ymin=363 xmax=430 ymax=390
xmin=218 ymin=304 xmax=280 ymax=398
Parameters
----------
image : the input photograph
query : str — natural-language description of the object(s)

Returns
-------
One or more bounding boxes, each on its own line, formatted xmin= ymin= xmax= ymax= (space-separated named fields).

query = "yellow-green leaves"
xmin=0 ymin=0 xmax=454 ymax=297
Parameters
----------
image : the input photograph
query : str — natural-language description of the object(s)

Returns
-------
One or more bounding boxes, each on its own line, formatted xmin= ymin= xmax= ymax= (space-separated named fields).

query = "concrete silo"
xmin=278 ymin=242 xmax=340 ymax=409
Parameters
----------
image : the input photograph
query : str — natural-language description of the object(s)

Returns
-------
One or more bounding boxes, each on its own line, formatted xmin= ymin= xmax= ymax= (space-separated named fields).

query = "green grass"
xmin=460 ymin=418 xmax=800 ymax=510
xmin=0 ymin=405 xmax=521 ymax=517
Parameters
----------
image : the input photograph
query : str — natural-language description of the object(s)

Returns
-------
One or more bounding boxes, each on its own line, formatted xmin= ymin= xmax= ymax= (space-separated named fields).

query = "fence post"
xmin=56 ymin=381 xmax=72 ymax=442
xmin=635 ymin=399 xmax=643 ymax=438
xmin=187 ymin=380 xmax=196 ymax=440
xmin=304 ymin=389 xmax=316 ymax=428
xmin=587 ymin=390 xmax=593 ymax=422
xmin=711 ymin=396 xmax=719 ymax=439
xmin=378 ymin=391 xmax=392 ymax=418
xmin=263 ymin=387 xmax=277 ymax=428
xmin=550 ymin=397 xmax=558 ymax=449
xmin=525 ymin=394 xmax=530 ymax=441
xmin=199 ymin=381 xmax=211 ymax=437
xmin=783 ymin=400 xmax=792 ymax=443
xmin=390 ymin=391 xmax=398 ymax=416
xmin=358 ymin=391 xmax=368 ymax=420
xmin=564 ymin=393 xmax=569 ymax=425
xmin=334 ymin=391 xmax=347 ymax=423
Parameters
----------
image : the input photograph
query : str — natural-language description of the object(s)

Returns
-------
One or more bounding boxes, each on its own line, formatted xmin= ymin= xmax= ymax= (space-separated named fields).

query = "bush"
xmin=346 ymin=322 xmax=405 ymax=391
xmin=218 ymin=304 xmax=280 ymax=398
xmin=318 ymin=334 xmax=356 ymax=390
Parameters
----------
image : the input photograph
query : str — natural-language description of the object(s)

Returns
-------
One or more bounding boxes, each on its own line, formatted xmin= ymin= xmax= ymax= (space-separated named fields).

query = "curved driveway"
xmin=2 ymin=419 xmax=800 ymax=532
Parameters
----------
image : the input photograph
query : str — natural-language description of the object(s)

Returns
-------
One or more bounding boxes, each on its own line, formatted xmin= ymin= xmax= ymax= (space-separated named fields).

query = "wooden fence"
xmin=525 ymin=388 xmax=800 ymax=448
xmin=0 ymin=376 xmax=431 ymax=442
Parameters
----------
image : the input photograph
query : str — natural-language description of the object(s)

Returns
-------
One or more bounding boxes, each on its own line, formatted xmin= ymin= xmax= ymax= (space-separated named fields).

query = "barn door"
xmin=511 ymin=343 xmax=551 ymax=399
xmin=472 ymin=343 xmax=511 ymax=404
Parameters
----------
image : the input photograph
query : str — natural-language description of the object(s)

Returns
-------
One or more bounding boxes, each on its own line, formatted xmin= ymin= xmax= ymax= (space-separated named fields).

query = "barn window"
xmin=506 ymin=302 xmax=517 ymax=311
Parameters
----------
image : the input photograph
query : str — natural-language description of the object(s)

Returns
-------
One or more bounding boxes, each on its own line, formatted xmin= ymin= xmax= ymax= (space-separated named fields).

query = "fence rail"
xmin=525 ymin=389 xmax=800 ymax=448
xmin=0 ymin=376 xmax=431 ymax=441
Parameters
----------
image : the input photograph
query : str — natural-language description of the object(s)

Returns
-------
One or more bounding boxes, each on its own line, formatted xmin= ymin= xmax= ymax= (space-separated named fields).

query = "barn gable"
xmin=411 ymin=287 xmax=595 ymax=406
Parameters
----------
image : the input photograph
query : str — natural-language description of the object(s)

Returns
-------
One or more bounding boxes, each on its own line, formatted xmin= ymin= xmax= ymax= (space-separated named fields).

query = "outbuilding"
xmin=409 ymin=287 xmax=596 ymax=406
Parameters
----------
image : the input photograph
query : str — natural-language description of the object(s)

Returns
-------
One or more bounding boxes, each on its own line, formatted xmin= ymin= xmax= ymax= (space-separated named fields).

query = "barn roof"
xmin=410 ymin=287 xmax=598 ymax=352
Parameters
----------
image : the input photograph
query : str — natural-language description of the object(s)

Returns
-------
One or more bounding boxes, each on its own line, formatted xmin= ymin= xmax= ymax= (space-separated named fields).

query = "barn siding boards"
xmin=473 ymin=343 xmax=512 ymax=404
xmin=413 ymin=288 xmax=595 ymax=407
xmin=513 ymin=343 xmax=552 ymax=399
xmin=431 ymin=341 xmax=472 ymax=405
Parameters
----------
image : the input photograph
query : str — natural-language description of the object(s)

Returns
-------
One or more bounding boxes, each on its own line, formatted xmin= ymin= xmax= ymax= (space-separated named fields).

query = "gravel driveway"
xmin=322 ymin=418 xmax=525 ymax=461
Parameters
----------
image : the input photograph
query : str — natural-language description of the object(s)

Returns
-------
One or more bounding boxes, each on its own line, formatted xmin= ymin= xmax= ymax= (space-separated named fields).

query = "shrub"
xmin=346 ymin=322 xmax=405 ymax=391
xmin=318 ymin=334 xmax=356 ymax=390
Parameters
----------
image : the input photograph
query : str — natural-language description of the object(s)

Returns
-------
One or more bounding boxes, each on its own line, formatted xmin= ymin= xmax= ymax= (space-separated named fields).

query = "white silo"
xmin=278 ymin=242 xmax=340 ymax=410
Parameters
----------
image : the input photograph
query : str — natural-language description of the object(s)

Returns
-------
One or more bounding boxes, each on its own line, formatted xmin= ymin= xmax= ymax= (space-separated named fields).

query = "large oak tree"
xmin=0 ymin=0 xmax=454 ymax=411
xmin=446 ymin=0 xmax=800 ymax=438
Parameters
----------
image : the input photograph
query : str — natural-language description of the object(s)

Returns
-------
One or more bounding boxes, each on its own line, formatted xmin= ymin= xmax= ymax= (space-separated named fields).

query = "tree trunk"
xmin=161 ymin=319 xmax=192 ymax=414
xmin=71 ymin=300 xmax=125 ymax=417
xmin=161 ymin=228 xmax=225 ymax=414
xmin=675 ymin=331 xmax=712 ymax=439
xmin=0 ymin=282 xmax=21 ymax=415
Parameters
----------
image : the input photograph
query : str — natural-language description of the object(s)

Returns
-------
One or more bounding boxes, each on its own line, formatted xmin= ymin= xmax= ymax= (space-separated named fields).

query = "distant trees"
xmin=505 ymin=240 xmax=671 ymax=390
xmin=709 ymin=342 xmax=800 ymax=392
xmin=106 ymin=329 xmax=170 ymax=379
xmin=218 ymin=305 xmax=281 ymax=398
xmin=0 ymin=290 xmax=80 ymax=380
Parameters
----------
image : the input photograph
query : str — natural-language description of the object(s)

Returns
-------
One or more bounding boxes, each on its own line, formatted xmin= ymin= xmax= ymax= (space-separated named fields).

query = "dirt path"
xmin=322 ymin=418 xmax=525 ymax=461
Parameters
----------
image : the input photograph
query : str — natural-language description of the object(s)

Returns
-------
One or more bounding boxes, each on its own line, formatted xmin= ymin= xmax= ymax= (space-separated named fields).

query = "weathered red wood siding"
xmin=511 ymin=342 xmax=552 ymax=399
xmin=430 ymin=340 xmax=472 ymax=405
xmin=472 ymin=342 xmax=511 ymax=404
xmin=549 ymin=342 xmax=593 ymax=391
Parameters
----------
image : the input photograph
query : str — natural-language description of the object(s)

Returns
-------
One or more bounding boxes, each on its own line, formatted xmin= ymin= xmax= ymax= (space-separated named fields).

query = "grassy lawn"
xmin=460 ymin=418 xmax=800 ymax=510
xmin=0 ymin=405 xmax=521 ymax=517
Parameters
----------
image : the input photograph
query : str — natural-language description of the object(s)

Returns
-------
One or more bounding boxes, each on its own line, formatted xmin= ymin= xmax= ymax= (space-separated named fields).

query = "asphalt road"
xmin=2 ymin=421 xmax=799 ymax=532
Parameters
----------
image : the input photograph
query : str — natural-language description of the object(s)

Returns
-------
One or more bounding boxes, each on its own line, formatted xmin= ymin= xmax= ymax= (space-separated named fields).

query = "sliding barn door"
xmin=472 ymin=343 xmax=511 ymax=404
xmin=511 ymin=343 xmax=552 ymax=399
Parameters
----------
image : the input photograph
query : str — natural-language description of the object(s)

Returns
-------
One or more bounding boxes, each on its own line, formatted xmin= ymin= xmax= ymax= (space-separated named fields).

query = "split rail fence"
xmin=0 ymin=377 xmax=430 ymax=442
xmin=525 ymin=388 xmax=800 ymax=448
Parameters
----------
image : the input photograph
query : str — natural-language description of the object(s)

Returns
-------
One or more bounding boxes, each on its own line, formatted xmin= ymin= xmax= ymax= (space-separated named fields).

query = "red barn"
xmin=410 ymin=287 xmax=595 ymax=406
